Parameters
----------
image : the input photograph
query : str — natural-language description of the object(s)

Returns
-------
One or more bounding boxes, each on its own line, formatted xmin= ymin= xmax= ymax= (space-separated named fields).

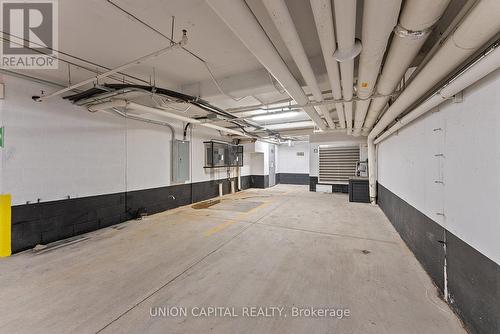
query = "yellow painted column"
xmin=0 ymin=194 xmax=11 ymax=257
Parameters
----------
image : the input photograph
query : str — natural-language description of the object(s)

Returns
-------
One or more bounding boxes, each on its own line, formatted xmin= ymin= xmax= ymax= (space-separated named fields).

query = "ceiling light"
xmin=252 ymin=111 xmax=299 ymax=121
xmin=264 ymin=121 xmax=314 ymax=130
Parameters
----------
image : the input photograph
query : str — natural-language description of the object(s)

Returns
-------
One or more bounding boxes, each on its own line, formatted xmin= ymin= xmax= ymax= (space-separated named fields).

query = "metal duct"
xmin=310 ymin=0 xmax=346 ymax=128
xmin=362 ymin=0 xmax=452 ymax=135
xmin=205 ymin=0 xmax=327 ymax=131
xmin=353 ymin=0 xmax=402 ymax=136
xmin=262 ymin=0 xmax=335 ymax=128
xmin=333 ymin=0 xmax=357 ymax=134
xmin=368 ymin=0 xmax=500 ymax=202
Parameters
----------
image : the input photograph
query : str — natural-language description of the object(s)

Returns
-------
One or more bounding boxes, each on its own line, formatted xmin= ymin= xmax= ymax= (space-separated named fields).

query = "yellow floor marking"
xmin=203 ymin=196 xmax=279 ymax=237
xmin=204 ymin=220 xmax=236 ymax=237
xmin=239 ymin=199 xmax=273 ymax=216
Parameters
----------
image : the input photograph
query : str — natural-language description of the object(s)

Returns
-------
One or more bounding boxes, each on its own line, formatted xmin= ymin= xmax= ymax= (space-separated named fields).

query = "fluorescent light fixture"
xmin=264 ymin=121 xmax=314 ymax=130
xmin=252 ymin=111 xmax=299 ymax=121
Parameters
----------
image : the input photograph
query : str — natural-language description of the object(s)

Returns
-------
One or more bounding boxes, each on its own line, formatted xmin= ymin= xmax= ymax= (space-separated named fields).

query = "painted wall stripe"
xmin=0 ymin=194 xmax=12 ymax=257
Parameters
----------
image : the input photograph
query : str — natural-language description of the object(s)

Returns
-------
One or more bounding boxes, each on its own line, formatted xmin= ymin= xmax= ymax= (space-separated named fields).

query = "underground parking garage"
xmin=0 ymin=0 xmax=499 ymax=333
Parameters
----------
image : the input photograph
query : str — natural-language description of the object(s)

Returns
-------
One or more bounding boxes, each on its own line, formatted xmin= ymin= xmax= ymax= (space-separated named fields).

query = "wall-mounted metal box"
xmin=204 ymin=141 xmax=243 ymax=168
xmin=348 ymin=177 xmax=370 ymax=203
xmin=173 ymin=140 xmax=190 ymax=183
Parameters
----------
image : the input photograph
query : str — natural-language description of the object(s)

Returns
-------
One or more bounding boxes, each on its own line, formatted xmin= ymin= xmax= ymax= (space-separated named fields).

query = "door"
xmin=269 ymin=145 xmax=276 ymax=187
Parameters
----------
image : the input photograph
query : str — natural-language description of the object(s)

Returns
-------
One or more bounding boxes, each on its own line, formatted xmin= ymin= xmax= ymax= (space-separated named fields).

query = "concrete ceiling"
xmin=3 ymin=0 xmax=463 ymax=138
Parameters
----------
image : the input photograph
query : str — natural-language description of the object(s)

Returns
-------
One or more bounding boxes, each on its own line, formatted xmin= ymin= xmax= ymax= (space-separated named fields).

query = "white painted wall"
xmin=0 ymin=75 xmax=251 ymax=205
xmin=277 ymin=142 xmax=310 ymax=174
xmin=309 ymin=133 xmax=367 ymax=177
xmin=378 ymin=70 xmax=500 ymax=265
xmin=254 ymin=141 xmax=270 ymax=175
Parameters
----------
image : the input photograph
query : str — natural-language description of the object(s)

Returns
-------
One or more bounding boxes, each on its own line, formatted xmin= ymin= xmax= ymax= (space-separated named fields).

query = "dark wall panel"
xmin=240 ymin=175 xmax=251 ymax=190
xmin=277 ymin=173 xmax=309 ymax=185
xmin=446 ymin=232 xmax=500 ymax=334
xmin=378 ymin=183 xmax=445 ymax=290
xmin=250 ymin=175 xmax=269 ymax=189
xmin=378 ymin=183 xmax=499 ymax=334
xmin=309 ymin=176 xmax=318 ymax=192
xmin=11 ymin=176 xmax=261 ymax=253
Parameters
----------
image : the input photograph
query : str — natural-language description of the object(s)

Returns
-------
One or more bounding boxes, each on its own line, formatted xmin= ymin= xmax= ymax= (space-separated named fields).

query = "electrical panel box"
xmin=204 ymin=141 xmax=243 ymax=168
xmin=173 ymin=140 xmax=190 ymax=183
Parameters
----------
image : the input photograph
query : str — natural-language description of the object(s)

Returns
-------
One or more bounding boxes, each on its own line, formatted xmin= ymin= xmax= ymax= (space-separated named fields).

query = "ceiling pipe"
xmin=374 ymin=44 xmax=500 ymax=145
xmin=352 ymin=0 xmax=402 ymax=136
xmin=262 ymin=0 xmax=335 ymax=129
xmin=368 ymin=0 xmax=500 ymax=203
xmin=310 ymin=0 xmax=345 ymax=129
xmin=333 ymin=0 xmax=358 ymax=134
xmin=362 ymin=0 xmax=452 ymax=135
xmin=205 ymin=0 xmax=327 ymax=131
xmin=88 ymin=99 xmax=251 ymax=137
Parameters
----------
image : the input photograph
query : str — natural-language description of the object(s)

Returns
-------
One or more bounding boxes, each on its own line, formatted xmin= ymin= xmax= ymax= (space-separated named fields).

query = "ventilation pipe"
xmin=362 ymin=0 xmax=452 ymax=135
xmin=262 ymin=0 xmax=335 ymax=129
xmin=310 ymin=0 xmax=345 ymax=128
xmin=205 ymin=0 xmax=327 ymax=131
xmin=368 ymin=0 xmax=500 ymax=203
xmin=374 ymin=45 xmax=500 ymax=145
xmin=88 ymin=99 xmax=251 ymax=137
xmin=333 ymin=0 xmax=358 ymax=134
xmin=352 ymin=0 xmax=402 ymax=136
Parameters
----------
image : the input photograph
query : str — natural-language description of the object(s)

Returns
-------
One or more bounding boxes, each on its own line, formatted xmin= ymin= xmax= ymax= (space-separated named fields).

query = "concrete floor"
xmin=0 ymin=185 xmax=466 ymax=334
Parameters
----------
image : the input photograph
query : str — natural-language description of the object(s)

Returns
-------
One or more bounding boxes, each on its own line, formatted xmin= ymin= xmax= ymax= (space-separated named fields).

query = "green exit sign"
xmin=0 ymin=126 xmax=4 ymax=148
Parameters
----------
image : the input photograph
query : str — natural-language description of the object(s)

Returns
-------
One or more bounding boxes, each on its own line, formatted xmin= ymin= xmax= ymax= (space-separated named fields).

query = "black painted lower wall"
xmin=378 ymin=183 xmax=499 ymax=334
xmin=12 ymin=173 xmax=310 ymax=253
xmin=277 ymin=173 xmax=309 ymax=185
xmin=10 ymin=172 xmax=317 ymax=254
xmin=309 ymin=176 xmax=348 ymax=193
xmin=248 ymin=175 xmax=269 ymax=189
xmin=12 ymin=177 xmax=241 ymax=253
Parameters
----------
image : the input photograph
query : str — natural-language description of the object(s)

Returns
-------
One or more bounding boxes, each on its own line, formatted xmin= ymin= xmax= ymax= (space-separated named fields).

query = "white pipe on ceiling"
xmin=310 ymin=0 xmax=345 ymax=129
xmin=205 ymin=0 xmax=327 ymax=131
xmin=374 ymin=45 xmax=500 ymax=145
xmin=262 ymin=0 xmax=335 ymax=129
xmin=368 ymin=0 xmax=500 ymax=203
xmin=362 ymin=0 xmax=452 ymax=135
xmin=88 ymin=99 xmax=251 ymax=137
xmin=352 ymin=0 xmax=402 ymax=136
xmin=333 ymin=0 xmax=357 ymax=134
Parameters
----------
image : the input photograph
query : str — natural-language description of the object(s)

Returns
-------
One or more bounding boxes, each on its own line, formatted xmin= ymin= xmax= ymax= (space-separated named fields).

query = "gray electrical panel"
xmin=173 ymin=140 xmax=190 ymax=183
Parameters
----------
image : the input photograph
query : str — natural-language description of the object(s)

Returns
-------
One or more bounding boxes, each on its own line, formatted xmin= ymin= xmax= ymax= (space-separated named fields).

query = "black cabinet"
xmin=348 ymin=178 xmax=370 ymax=203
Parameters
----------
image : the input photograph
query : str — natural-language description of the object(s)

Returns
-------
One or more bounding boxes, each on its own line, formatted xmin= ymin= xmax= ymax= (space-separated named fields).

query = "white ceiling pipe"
xmin=310 ymin=0 xmax=345 ymax=128
xmin=88 ymin=99 xmax=251 ymax=137
xmin=353 ymin=0 xmax=402 ymax=136
xmin=262 ymin=0 xmax=335 ymax=129
xmin=362 ymin=0 xmax=452 ymax=135
xmin=205 ymin=0 xmax=327 ymax=131
xmin=368 ymin=0 xmax=500 ymax=203
xmin=374 ymin=45 xmax=500 ymax=145
xmin=333 ymin=0 xmax=357 ymax=134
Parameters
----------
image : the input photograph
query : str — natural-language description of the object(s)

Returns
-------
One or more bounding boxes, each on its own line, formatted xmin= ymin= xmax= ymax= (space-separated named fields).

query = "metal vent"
xmin=318 ymin=146 xmax=359 ymax=184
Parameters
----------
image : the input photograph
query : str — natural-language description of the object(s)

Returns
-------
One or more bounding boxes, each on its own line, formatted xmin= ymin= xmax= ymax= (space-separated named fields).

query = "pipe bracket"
xmin=333 ymin=39 xmax=362 ymax=62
